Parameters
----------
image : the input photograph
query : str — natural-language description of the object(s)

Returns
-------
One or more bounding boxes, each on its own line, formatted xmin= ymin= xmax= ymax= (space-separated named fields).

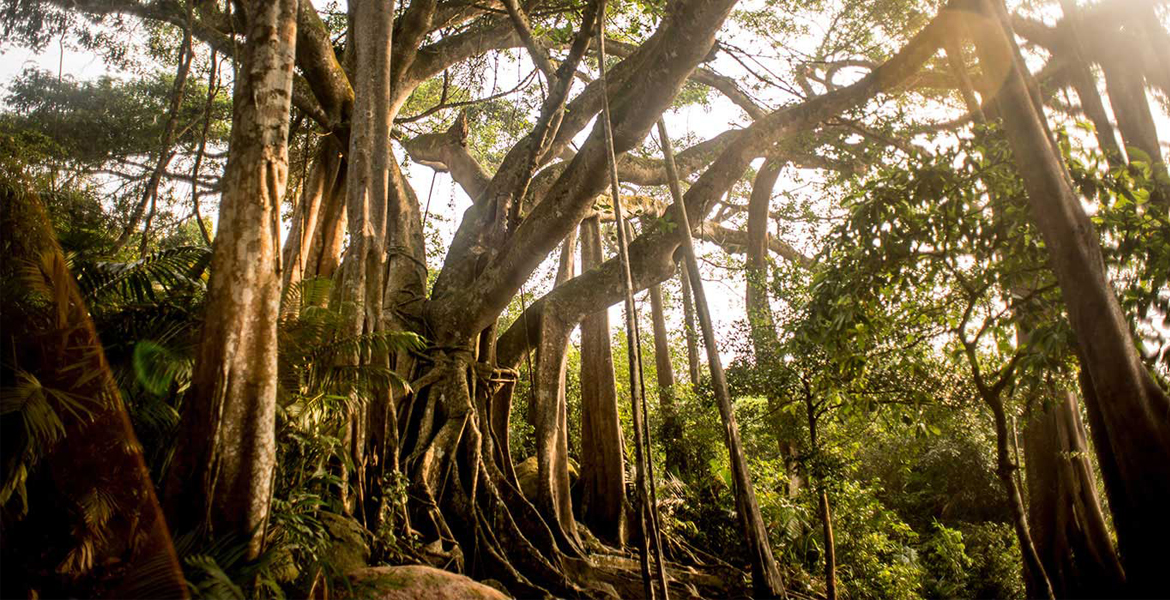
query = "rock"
xmin=344 ymin=565 xmax=511 ymax=599
xmin=320 ymin=511 xmax=370 ymax=574
xmin=514 ymin=456 xmax=579 ymax=500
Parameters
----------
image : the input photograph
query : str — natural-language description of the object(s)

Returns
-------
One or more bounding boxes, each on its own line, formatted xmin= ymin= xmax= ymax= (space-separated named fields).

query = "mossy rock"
xmin=344 ymin=565 xmax=511 ymax=599
xmin=320 ymin=511 xmax=370 ymax=574
xmin=514 ymin=456 xmax=579 ymax=500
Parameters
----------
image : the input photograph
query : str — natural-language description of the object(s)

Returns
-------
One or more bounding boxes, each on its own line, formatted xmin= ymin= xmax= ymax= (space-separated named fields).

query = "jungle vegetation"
xmin=1 ymin=0 xmax=1168 ymax=597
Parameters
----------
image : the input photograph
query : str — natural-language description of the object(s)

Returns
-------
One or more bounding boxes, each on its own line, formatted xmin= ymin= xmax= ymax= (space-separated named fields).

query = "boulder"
xmin=320 ymin=511 xmax=370 ymax=574
xmin=344 ymin=565 xmax=511 ymax=599
xmin=513 ymin=456 xmax=579 ymax=500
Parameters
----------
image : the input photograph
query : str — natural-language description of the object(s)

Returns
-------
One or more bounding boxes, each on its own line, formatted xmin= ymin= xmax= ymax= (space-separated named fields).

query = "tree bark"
xmin=282 ymin=137 xmax=346 ymax=291
xmin=658 ymin=119 xmax=786 ymax=598
xmin=1024 ymin=390 xmax=1126 ymax=599
xmin=969 ymin=3 xmax=1170 ymax=593
xmin=648 ymin=282 xmax=686 ymax=479
xmin=578 ymin=216 xmax=628 ymax=544
xmin=164 ymin=0 xmax=298 ymax=559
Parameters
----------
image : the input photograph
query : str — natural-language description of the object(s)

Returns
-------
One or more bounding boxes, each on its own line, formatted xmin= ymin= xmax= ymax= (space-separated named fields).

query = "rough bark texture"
xmin=164 ymin=0 xmax=298 ymax=559
xmin=578 ymin=217 xmax=628 ymax=544
xmin=970 ymin=2 xmax=1170 ymax=593
xmin=1024 ymin=390 xmax=1126 ymax=599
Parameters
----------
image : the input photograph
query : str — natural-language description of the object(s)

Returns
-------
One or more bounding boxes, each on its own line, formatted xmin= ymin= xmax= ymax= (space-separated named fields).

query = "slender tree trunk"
xmin=578 ymin=216 xmax=629 ymax=543
xmin=111 ymin=9 xmax=195 ymax=255
xmin=190 ymin=50 xmax=221 ymax=247
xmin=969 ymin=4 xmax=1170 ymax=593
xmin=678 ymin=263 xmax=702 ymax=388
xmin=658 ymin=119 xmax=785 ymax=598
xmin=648 ymin=282 xmax=687 ymax=479
xmin=979 ymin=384 xmax=1056 ymax=600
xmin=1024 ymin=390 xmax=1126 ymax=598
xmin=164 ymin=0 xmax=298 ymax=559
xmin=745 ymin=157 xmax=804 ymax=498
xmin=530 ymin=229 xmax=580 ymax=548
xmin=804 ymin=390 xmax=836 ymax=600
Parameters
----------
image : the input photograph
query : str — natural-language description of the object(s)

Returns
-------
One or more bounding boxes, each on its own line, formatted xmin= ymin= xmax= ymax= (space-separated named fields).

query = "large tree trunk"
xmin=164 ymin=0 xmax=298 ymax=560
xmin=969 ymin=2 xmax=1170 ymax=593
xmin=334 ymin=0 xmax=396 ymax=515
xmin=1024 ymin=390 xmax=1126 ymax=599
xmin=578 ymin=216 xmax=628 ymax=544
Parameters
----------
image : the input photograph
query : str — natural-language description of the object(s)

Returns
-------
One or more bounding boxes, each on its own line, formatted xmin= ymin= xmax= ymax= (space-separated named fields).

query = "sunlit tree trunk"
xmin=282 ymin=138 xmax=346 ymax=292
xmin=970 ymin=2 xmax=1170 ymax=593
xmin=164 ymin=0 xmax=298 ymax=560
xmin=578 ymin=216 xmax=628 ymax=543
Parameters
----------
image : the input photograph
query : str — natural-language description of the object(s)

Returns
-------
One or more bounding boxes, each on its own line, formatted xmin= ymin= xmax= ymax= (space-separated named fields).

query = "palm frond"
xmin=75 ymin=246 xmax=212 ymax=305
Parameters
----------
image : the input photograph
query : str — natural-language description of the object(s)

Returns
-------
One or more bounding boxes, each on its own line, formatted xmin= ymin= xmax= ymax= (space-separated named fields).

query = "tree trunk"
xmin=282 ymin=137 xmax=346 ymax=291
xmin=804 ymin=391 xmax=836 ymax=600
xmin=678 ymin=263 xmax=702 ymax=388
xmin=1053 ymin=0 xmax=1124 ymax=168
xmin=334 ymin=0 xmax=396 ymax=515
xmin=164 ymin=0 xmax=298 ymax=559
xmin=578 ymin=216 xmax=628 ymax=544
xmin=648 ymin=282 xmax=686 ymax=479
xmin=1024 ymin=390 xmax=1126 ymax=598
xmin=658 ymin=119 xmax=785 ymax=598
xmin=530 ymin=230 xmax=581 ymax=549
xmin=745 ymin=157 xmax=804 ymax=498
xmin=982 ymin=387 xmax=1056 ymax=600
xmin=969 ymin=3 xmax=1170 ymax=593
